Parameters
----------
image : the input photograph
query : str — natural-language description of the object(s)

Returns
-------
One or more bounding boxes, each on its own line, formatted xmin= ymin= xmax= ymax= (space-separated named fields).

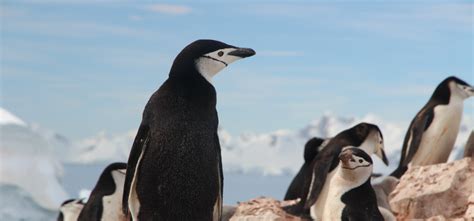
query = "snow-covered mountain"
xmin=0 ymin=108 xmax=69 ymax=220
xmin=220 ymin=113 xmax=407 ymax=175
xmin=72 ymin=112 xmax=473 ymax=175
xmin=0 ymin=107 xmax=472 ymax=220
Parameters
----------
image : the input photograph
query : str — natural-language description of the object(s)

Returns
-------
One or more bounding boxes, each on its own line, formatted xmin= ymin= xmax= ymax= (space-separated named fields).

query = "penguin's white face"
xmin=451 ymin=81 xmax=474 ymax=99
xmin=339 ymin=148 xmax=373 ymax=184
xmin=195 ymin=48 xmax=254 ymax=83
xmin=59 ymin=199 xmax=84 ymax=221
xmin=360 ymin=130 xmax=388 ymax=165
xmin=111 ymin=169 xmax=126 ymax=185
xmin=374 ymin=131 xmax=388 ymax=165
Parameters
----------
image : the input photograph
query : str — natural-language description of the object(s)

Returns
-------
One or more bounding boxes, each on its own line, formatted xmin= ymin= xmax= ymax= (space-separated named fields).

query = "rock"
xmin=373 ymin=176 xmax=399 ymax=210
xmin=465 ymin=192 xmax=474 ymax=218
xmin=223 ymin=205 xmax=237 ymax=221
xmin=464 ymin=131 xmax=474 ymax=158
xmin=389 ymin=158 xmax=473 ymax=220
xmin=229 ymin=197 xmax=303 ymax=221
xmin=378 ymin=206 xmax=396 ymax=221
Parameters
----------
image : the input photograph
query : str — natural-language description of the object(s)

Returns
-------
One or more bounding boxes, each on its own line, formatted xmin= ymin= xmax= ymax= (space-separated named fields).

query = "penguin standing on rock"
xmin=284 ymin=123 xmax=388 ymax=218
xmin=78 ymin=162 xmax=127 ymax=221
xmin=284 ymin=137 xmax=327 ymax=201
xmin=122 ymin=40 xmax=255 ymax=220
xmin=305 ymin=123 xmax=388 ymax=220
xmin=390 ymin=76 xmax=474 ymax=178
xmin=321 ymin=147 xmax=384 ymax=221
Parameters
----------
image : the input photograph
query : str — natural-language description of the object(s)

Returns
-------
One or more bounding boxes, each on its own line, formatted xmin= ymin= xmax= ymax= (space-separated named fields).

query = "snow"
xmin=0 ymin=109 xmax=69 ymax=220
xmin=0 ymin=185 xmax=56 ymax=221
xmin=0 ymin=108 xmax=26 ymax=126
xmin=71 ymin=130 xmax=136 ymax=164
xmin=68 ymin=111 xmax=472 ymax=175
xmin=0 ymin=107 xmax=472 ymax=220
xmin=221 ymin=112 xmax=410 ymax=175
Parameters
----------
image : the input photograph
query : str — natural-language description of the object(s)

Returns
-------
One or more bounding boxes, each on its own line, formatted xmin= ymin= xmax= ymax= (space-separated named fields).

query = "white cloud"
xmin=145 ymin=4 xmax=192 ymax=15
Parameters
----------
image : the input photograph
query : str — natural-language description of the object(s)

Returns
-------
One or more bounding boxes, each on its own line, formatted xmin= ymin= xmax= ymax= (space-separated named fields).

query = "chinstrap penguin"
xmin=284 ymin=137 xmax=327 ymax=201
xmin=122 ymin=39 xmax=255 ymax=220
xmin=78 ymin=162 xmax=127 ymax=221
xmin=390 ymin=76 xmax=474 ymax=178
xmin=321 ymin=147 xmax=384 ymax=221
xmin=284 ymin=123 xmax=388 ymax=218
xmin=57 ymin=199 xmax=85 ymax=221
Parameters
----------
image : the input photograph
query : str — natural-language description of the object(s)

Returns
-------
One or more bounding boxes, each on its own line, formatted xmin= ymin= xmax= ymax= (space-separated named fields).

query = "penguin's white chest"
xmin=102 ymin=173 xmax=127 ymax=221
xmin=412 ymin=102 xmax=463 ymax=165
xmin=60 ymin=203 xmax=83 ymax=221
xmin=321 ymin=177 xmax=350 ymax=221
xmin=310 ymin=169 xmax=336 ymax=221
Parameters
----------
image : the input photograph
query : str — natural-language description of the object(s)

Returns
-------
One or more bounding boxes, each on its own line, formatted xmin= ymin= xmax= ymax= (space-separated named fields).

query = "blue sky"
xmin=1 ymin=1 xmax=473 ymax=139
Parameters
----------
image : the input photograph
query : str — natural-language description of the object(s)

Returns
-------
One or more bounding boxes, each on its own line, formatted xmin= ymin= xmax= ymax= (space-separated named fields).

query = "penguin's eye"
xmin=359 ymin=159 xmax=363 ymax=163
xmin=218 ymin=51 xmax=224 ymax=57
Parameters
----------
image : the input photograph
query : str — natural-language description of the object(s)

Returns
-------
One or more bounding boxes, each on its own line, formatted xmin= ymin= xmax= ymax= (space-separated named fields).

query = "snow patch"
xmin=0 ymin=108 xmax=26 ymax=126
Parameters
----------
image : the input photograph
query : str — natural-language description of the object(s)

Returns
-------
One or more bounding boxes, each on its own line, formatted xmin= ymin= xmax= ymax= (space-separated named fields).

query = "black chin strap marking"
xmin=202 ymin=55 xmax=228 ymax=67
xmin=341 ymin=164 xmax=371 ymax=170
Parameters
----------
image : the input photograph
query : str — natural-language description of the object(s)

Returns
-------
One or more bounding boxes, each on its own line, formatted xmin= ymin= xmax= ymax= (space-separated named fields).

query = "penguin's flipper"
xmin=213 ymin=134 xmax=223 ymax=221
xmin=77 ymin=198 xmax=100 ymax=221
xmin=122 ymin=124 xmax=150 ymax=215
xmin=284 ymin=167 xmax=304 ymax=200
xmin=391 ymin=109 xmax=433 ymax=178
xmin=303 ymin=153 xmax=335 ymax=209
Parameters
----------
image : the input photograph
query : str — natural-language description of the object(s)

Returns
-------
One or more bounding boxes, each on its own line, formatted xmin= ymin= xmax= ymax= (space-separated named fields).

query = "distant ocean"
xmin=62 ymin=163 xmax=295 ymax=205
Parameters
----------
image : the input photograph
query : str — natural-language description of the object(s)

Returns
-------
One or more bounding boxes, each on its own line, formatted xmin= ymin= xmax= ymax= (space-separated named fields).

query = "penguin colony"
xmin=58 ymin=39 xmax=473 ymax=221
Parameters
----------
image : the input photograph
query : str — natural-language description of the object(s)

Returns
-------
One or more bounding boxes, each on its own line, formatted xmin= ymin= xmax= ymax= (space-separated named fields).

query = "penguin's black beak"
xmin=468 ymin=85 xmax=474 ymax=95
xmin=228 ymin=48 xmax=256 ymax=58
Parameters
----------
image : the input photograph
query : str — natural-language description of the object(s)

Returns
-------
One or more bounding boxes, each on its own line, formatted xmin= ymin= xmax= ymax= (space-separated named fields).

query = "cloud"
xmin=145 ymin=4 xmax=192 ymax=15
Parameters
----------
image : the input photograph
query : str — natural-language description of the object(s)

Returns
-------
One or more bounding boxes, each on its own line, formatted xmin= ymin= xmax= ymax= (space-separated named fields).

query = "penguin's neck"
xmin=358 ymin=136 xmax=376 ymax=155
xmin=334 ymin=166 xmax=369 ymax=190
xmin=168 ymin=69 xmax=217 ymax=108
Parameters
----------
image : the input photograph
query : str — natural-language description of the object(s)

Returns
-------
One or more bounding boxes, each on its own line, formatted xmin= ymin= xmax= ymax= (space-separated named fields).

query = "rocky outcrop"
xmin=464 ymin=131 xmax=474 ymax=158
xmin=229 ymin=197 xmax=302 ymax=221
xmin=373 ymin=176 xmax=399 ymax=210
xmin=389 ymin=157 xmax=473 ymax=220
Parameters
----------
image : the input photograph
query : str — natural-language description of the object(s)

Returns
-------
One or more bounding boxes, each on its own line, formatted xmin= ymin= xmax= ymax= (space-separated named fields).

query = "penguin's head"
xmin=303 ymin=137 xmax=326 ymax=162
xmin=103 ymin=162 xmax=127 ymax=186
xmin=433 ymin=76 xmax=474 ymax=102
xmin=338 ymin=147 xmax=373 ymax=183
xmin=57 ymin=199 xmax=84 ymax=221
xmin=170 ymin=39 xmax=256 ymax=83
xmin=447 ymin=76 xmax=474 ymax=99
xmin=350 ymin=123 xmax=389 ymax=166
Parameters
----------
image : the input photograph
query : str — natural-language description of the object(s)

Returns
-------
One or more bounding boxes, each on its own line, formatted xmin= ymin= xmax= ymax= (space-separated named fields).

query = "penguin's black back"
xmin=129 ymin=71 xmax=221 ymax=220
xmin=284 ymin=137 xmax=324 ymax=200
xmin=340 ymin=179 xmax=384 ymax=221
xmin=78 ymin=162 xmax=126 ymax=221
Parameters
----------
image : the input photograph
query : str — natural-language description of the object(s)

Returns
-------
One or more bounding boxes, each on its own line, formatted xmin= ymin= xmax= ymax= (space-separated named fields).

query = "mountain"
xmin=1 ymin=107 xmax=472 ymax=218
xmin=0 ymin=108 xmax=68 ymax=220
xmin=72 ymin=112 xmax=473 ymax=175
